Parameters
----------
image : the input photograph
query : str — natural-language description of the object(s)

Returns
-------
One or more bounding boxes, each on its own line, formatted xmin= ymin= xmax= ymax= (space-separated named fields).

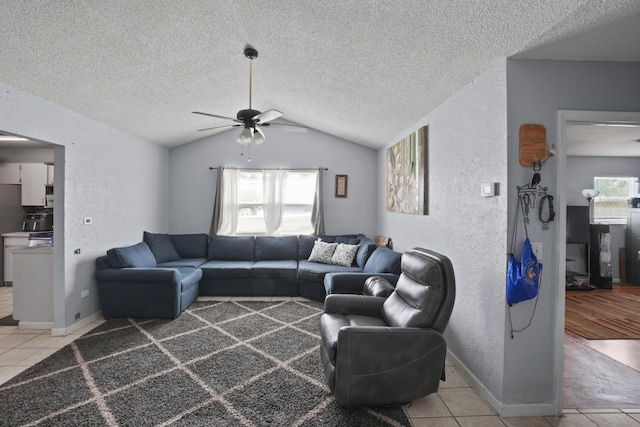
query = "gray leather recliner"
xmin=319 ymin=247 xmax=456 ymax=407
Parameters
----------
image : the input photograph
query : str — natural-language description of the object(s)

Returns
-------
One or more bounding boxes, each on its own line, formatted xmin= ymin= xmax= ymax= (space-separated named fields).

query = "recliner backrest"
xmin=381 ymin=248 xmax=455 ymax=333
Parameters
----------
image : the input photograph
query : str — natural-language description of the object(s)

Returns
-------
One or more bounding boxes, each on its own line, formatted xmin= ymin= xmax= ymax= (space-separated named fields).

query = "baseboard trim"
xmin=447 ymin=349 xmax=557 ymax=417
xmin=52 ymin=311 xmax=102 ymax=337
xmin=18 ymin=321 xmax=54 ymax=330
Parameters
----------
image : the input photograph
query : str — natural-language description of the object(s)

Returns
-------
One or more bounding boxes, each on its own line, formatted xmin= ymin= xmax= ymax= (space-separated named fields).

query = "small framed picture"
xmin=335 ymin=174 xmax=348 ymax=198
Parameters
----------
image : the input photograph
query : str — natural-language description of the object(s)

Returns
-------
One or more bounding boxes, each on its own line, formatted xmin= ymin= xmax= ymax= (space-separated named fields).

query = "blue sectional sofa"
xmin=95 ymin=232 xmax=402 ymax=318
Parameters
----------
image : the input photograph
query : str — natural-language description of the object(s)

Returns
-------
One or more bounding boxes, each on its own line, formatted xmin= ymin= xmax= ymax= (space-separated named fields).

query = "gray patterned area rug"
xmin=0 ymin=300 xmax=411 ymax=426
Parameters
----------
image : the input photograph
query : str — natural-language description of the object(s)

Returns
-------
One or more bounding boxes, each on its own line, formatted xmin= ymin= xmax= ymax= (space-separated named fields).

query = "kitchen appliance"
xmin=45 ymin=184 xmax=54 ymax=207
xmin=22 ymin=212 xmax=53 ymax=232
xmin=28 ymin=231 xmax=53 ymax=246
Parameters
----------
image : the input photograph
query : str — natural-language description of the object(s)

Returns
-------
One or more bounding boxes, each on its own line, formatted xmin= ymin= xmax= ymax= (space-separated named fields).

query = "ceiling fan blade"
xmin=192 ymin=111 xmax=241 ymax=122
xmin=253 ymin=109 xmax=283 ymax=124
xmin=198 ymin=124 xmax=241 ymax=132
xmin=263 ymin=122 xmax=308 ymax=133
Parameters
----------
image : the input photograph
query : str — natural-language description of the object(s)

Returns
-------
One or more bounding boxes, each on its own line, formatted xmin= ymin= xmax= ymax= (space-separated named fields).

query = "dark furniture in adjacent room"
xmin=590 ymin=223 xmax=612 ymax=289
xmin=626 ymin=208 xmax=640 ymax=285
xmin=319 ymin=247 xmax=456 ymax=407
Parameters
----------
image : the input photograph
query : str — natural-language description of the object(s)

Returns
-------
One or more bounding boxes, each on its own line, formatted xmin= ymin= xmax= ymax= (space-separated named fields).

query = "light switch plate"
xmin=481 ymin=183 xmax=496 ymax=197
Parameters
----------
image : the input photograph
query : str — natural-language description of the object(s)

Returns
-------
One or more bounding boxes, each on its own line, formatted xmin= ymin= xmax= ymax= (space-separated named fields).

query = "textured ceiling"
xmin=0 ymin=1 xmax=639 ymax=149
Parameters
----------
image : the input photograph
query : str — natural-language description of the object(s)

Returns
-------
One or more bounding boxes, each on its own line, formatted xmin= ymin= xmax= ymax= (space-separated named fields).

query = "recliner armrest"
xmin=333 ymin=327 xmax=447 ymax=407
xmin=323 ymin=294 xmax=385 ymax=316
xmin=324 ymin=272 xmax=399 ymax=295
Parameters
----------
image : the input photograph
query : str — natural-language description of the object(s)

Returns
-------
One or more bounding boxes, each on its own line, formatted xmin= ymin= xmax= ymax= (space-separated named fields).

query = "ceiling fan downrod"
xmin=244 ymin=47 xmax=258 ymax=110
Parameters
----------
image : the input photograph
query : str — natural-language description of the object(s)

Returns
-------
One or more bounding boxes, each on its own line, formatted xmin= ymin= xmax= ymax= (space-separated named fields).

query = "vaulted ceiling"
xmin=1 ymin=1 xmax=639 ymax=150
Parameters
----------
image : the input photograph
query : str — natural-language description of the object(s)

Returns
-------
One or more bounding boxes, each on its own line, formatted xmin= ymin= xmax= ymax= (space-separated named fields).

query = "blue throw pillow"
xmin=143 ymin=231 xmax=181 ymax=263
xmin=107 ymin=242 xmax=157 ymax=268
xmin=363 ymin=246 xmax=402 ymax=274
xmin=356 ymin=239 xmax=377 ymax=268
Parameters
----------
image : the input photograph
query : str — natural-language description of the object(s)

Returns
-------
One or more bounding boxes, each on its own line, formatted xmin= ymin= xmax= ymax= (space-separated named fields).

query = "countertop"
xmin=1 ymin=231 xmax=32 ymax=238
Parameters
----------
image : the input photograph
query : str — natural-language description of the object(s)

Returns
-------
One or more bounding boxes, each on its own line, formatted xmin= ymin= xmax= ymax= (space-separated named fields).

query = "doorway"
xmin=556 ymin=110 xmax=640 ymax=409
xmin=0 ymin=132 xmax=65 ymax=332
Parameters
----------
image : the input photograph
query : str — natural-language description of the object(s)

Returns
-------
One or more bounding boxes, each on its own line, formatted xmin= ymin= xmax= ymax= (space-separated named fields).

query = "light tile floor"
xmin=2 ymin=287 xmax=640 ymax=426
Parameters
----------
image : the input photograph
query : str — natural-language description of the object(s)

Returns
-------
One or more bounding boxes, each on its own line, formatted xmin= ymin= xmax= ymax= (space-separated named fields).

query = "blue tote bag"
xmin=507 ymin=195 xmax=542 ymax=306
xmin=507 ymin=237 xmax=541 ymax=305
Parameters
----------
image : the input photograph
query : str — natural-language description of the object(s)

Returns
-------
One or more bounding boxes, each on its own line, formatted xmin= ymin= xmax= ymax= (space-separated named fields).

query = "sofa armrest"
xmin=95 ymin=267 xmax=181 ymax=285
xmin=324 ymin=272 xmax=399 ymax=295
xmin=323 ymin=294 xmax=385 ymax=317
xmin=95 ymin=268 xmax=185 ymax=319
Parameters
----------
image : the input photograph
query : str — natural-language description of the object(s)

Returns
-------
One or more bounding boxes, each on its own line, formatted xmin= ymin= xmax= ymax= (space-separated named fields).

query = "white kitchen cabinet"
xmin=0 ymin=163 xmax=21 ymax=184
xmin=2 ymin=232 xmax=31 ymax=284
xmin=12 ymin=246 xmax=54 ymax=329
xmin=20 ymin=163 xmax=48 ymax=206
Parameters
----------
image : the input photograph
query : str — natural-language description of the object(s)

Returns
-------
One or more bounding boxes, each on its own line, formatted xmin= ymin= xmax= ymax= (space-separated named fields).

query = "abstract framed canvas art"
xmin=386 ymin=126 xmax=428 ymax=215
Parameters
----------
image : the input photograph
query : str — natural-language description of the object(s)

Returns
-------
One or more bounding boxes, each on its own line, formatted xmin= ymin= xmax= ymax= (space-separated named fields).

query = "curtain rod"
xmin=209 ymin=166 xmax=328 ymax=171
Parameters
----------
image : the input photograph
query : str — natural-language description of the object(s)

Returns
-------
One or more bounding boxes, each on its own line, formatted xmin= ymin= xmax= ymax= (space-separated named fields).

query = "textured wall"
xmin=168 ymin=124 xmax=377 ymax=237
xmin=378 ymin=61 xmax=509 ymax=402
xmin=506 ymin=60 xmax=640 ymax=410
xmin=0 ymin=81 xmax=169 ymax=330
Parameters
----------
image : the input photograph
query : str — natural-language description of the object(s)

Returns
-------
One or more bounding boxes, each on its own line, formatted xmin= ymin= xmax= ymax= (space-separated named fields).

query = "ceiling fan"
xmin=193 ymin=47 xmax=304 ymax=145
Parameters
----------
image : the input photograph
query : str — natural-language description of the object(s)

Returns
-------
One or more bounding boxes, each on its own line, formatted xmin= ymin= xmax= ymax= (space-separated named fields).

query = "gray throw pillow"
xmin=308 ymin=240 xmax=338 ymax=264
xmin=330 ymin=243 xmax=360 ymax=267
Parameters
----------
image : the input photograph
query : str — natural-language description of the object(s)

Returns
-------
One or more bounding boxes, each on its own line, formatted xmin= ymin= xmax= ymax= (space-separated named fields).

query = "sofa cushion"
xmin=143 ymin=232 xmax=181 ymax=263
xmin=251 ymin=260 xmax=298 ymax=279
xmin=209 ymin=236 xmax=255 ymax=261
xmin=157 ymin=258 xmax=208 ymax=268
xmin=107 ymin=242 xmax=157 ymax=269
xmin=308 ymin=240 xmax=338 ymax=264
xmin=363 ymin=246 xmax=402 ymax=274
xmin=355 ymin=238 xmax=378 ymax=269
xmin=169 ymin=233 xmax=209 ymax=259
xmin=298 ymin=234 xmax=318 ymax=260
xmin=298 ymin=260 xmax=361 ymax=282
xmin=335 ymin=235 xmax=360 ymax=245
xmin=330 ymin=243 xmax=360 ymax=267
xmin=199 ymin=260 xmax=253 ymax=279
xmin=255 ymin=236 xmax=298 ymax=260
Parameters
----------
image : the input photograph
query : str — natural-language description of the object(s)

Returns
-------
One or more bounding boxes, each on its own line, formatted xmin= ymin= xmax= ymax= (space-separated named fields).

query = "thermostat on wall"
xmin=481 ymin=183 xmax=497 ymax=197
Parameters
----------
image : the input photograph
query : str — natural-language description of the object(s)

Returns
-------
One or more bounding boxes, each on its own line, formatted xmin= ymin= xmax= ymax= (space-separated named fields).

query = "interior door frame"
xmin=554 ymin=110 xmax=640 ymax=414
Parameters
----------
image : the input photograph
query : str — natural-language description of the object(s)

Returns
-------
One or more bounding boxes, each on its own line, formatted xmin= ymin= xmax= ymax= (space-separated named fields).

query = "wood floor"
xmin=564 ymin=283 xmax=640 ymax=409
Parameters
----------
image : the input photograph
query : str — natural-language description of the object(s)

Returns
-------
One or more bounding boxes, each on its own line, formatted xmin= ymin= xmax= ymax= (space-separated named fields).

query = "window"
xmin=593 ymin=176 xmax=638 ymax=224
xmin=219 ymin=169 xmax=319 ymax=236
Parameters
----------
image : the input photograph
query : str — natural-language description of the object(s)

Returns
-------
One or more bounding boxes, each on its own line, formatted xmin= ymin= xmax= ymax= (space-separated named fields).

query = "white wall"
xmin=0 ymin=81 xmax=169 ymax=331
xmin=378 ymin=61 xmax=510 ymax=406
xmin=169 ymin=124 xmax=377 ymax=237
xmin=566 ymin=156 xmax=640 ymax=281
xmin=506 ymin=60 xmax=640 ymax=413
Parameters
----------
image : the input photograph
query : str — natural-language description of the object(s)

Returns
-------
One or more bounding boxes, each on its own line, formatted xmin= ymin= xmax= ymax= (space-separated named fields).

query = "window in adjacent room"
xmin=223 ymin=169 xmax=318 ymax=235
xmin=593 ymin=176 xmax=638 ymax=224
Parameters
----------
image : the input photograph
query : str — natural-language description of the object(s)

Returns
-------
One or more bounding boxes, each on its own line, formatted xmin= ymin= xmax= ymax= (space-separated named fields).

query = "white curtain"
xmin=312 ymin=168 xmax=325 ymax=235
xmin=217 ymin=168 xmax=239 ymax=235
xmin=263 ymin=169 xmax=286 ymax=235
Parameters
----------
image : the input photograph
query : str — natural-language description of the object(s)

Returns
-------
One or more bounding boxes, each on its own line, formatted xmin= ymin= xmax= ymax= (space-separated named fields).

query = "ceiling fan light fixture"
xmin=237 ymin=127 xmax=254 ymax=145
xmin=254 ymin=127 xmax=266 ymax=145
